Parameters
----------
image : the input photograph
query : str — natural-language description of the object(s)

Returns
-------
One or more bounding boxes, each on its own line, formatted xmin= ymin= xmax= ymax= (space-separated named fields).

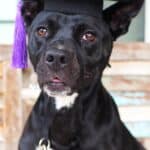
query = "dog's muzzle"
xmin=45 ymin=49 xmax=70 ymax=70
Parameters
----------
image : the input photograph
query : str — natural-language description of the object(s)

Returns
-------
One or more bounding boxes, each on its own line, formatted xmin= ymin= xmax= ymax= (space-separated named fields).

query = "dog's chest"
xmin=37 ymin=94 xmax=80 ymax=150
xmin=53 ymin=93 xmax=78 ymax=110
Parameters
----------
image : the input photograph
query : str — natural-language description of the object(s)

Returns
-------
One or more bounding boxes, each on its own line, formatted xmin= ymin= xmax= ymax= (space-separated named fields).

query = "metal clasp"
xmin=36 ymin=138 xmax=53 ymax=150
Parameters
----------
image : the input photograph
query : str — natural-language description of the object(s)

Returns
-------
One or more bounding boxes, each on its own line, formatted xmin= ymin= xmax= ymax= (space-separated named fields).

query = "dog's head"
xmin=21 ymin=0 xmax=143 ymax=95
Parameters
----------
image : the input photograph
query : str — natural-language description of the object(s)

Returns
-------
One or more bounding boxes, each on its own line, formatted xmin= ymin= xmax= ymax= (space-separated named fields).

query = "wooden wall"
xmin=103 ymin=43 xmax=150 ymax=148
xmin=0 ymin=45 xmax=22 ymax=150
xmin=0 ymin=43 xmax=150 ymax=149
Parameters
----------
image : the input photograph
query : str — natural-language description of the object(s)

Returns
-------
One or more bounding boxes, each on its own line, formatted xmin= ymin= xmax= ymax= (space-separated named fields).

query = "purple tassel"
xmin=12 ymin=1 xmax=28 ymax=68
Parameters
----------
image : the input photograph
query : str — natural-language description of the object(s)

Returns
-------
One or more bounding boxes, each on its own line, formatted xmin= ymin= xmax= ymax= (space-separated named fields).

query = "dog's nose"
xmin=45 ymin=50 xmax=68 ymax=68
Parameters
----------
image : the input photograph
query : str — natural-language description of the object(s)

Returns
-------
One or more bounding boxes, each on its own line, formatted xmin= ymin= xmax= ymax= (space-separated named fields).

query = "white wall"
xmin=0 ymin=0 xmax=17 ymax=44
xmin=145 ymin=0 xmax=150 ymax=43
xmin=0 ymin=0 xmax=17 ymax=21
xmin=0 ymin=24 xmax=15 ymax=44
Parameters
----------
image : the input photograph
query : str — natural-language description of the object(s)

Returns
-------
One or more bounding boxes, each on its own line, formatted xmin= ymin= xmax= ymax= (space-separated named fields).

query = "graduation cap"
xmin=11 ymin=0 xmax=141 ymax=68
xmin=44 ymin=0 xmax=103 ymax=17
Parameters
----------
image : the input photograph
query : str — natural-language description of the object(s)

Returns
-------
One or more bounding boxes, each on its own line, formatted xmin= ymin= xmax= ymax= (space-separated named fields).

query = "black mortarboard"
xmin=44 ymin=0 xmax=103 ymax=17
xmin=44 ymin=0 xmax=132 ymax=16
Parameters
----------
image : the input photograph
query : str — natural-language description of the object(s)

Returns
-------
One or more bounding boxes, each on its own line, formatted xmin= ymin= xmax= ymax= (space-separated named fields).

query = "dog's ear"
xmin=21 ymin=0 xmax=44 ymax=26
xmin=103 ymin=0 xmax=144 ymax=40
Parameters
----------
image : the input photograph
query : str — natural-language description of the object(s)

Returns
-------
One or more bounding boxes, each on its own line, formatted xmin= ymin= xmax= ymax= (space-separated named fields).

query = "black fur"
xmin=19 ymin=0 xmax=145 ymax=150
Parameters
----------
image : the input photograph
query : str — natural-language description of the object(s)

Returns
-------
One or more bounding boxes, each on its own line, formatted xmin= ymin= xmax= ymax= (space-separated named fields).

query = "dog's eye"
xmin=81 ymin=32 xmax=96 ymax=42
xmin=37 ymin=27 xmax=48 ymax=37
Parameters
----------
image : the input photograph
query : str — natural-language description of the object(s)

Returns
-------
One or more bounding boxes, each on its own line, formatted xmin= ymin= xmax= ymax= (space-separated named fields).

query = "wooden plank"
xmin=0 ymin=62 xmax=4 ymax=94
xmin=0 ymin=107 xmax=4 ymax=128
xmin=0 ymin=99 xmax=4 ymax=147
xmin=0 ymin=45 xmax=11 ymax=52
xmin=0 ymin=80 xmax=4 ymax=94
xmin=125 ymin=122 xmax=150 ymax=138
xmin=111 ymin=92 xmax=150 ymax=106
xmin=103 ymin=76 xmax=150 ymax=92
xmin=22 ymin=98 xmax=36 ymax=126
xmin=0 ymin=63 xmax=3 ymax=77
xmin=22 ymin=88 xmax=40 ymax=100
xmin=142 ymin=138 xmax=150 ymax=150
xmin=22 ymin=88 xmax=39 ymax=124
xmin=0 ymin=141 xmax=5 ymax=150
xmin=104 ymin=61 xmax=150 ymax=75
xmin=112 ymin=42 xmax=150 ymax=61
xmin=0 ymin=45 xmax=11 ymax=61
xmin=119 ymin=105 xmax=150 ymax=122
xmin=3 ymin=62 xmax=22 ymax=150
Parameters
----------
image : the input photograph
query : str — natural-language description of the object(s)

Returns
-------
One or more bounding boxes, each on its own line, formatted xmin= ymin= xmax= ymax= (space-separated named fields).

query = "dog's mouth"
xmin=47 ymin=76 xmax=66 ymax=91
xmin=43 ymin=76 xmax=72 ymax=96
xmin=41 ymin=69 xmax=96 ymax=97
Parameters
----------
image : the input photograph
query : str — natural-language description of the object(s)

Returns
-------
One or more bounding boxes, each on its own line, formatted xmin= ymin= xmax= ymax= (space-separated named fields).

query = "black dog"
xmin=19 ymin=0 xmax=145 ymax=150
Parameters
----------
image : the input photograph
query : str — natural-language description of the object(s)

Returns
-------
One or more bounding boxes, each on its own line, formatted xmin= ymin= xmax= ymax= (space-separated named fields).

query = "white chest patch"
xmin=43 ymin=85 xmax=78 ymax=110
xmin=54 ymin=92 xmax=78 ymax=110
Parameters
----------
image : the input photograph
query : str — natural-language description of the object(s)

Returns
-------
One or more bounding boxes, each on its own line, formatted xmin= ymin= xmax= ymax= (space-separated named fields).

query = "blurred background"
xmin=0 ymin=0 xmax=150 ymax=150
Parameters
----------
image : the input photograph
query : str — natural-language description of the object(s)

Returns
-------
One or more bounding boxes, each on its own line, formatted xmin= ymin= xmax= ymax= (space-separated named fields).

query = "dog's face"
xmin=28 ymin=12 xmax=112 ymax=95
xmin=22 ymin=0 xmax=144 ymax=95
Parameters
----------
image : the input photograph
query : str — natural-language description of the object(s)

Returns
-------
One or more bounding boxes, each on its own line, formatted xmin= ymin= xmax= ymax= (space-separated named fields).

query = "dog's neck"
xmin=52 ymin=93 xmax=79 ymax=110
xmin=43 ymin=85 xmax=79 ymax=110
xmin=40 ymin=81 xmax=106 ymax=150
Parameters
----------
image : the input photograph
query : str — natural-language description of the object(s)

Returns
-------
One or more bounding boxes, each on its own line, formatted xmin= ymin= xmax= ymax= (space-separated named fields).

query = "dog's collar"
xmin=44 ymin=0 xmax=103 ymax=17
xmin=51 ymin=139 xmax=78 ymax=150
